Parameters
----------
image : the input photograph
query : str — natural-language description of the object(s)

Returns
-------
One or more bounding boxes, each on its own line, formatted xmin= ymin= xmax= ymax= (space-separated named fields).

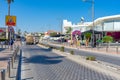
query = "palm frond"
xmin=7 ymin=0 xmax=14 ymax=4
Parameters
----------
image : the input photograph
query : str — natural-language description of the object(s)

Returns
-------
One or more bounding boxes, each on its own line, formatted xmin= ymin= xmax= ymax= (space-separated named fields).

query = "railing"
xmin=40 ymin=40 xmax=120 ymax=54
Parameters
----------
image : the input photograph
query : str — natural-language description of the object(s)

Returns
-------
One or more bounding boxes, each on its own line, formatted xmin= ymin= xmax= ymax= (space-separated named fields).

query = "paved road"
xmin=21 ymin=45 xmax=119 ymax=80
xmin=65 ymin=48 xmax=120 ymax=66
xmin=41 ymin=41 xmax=120 ymax=66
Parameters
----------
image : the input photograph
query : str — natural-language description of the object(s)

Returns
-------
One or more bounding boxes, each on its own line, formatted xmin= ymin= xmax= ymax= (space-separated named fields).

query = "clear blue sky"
xmin=0 ymin=0 xmax=120 ymax=33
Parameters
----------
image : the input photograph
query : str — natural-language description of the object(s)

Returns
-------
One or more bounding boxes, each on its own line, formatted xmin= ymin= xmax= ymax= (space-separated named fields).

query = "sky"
xmin=0 ymin=0 xmax=120 ymax=33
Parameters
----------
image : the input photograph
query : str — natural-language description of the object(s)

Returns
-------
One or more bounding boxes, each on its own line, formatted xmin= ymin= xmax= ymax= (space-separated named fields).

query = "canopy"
xmin=82 ymin=29 xmax=102 ymax=35
xmin=0 ymin=29 xmax=4 ymax=32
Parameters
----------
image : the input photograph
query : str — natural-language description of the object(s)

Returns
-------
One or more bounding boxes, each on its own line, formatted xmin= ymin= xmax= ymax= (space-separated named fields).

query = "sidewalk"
xmin=0 ymin=44 xmax=20 ymax=80
xmin=0 ymin=48 xmax=13 ymax=80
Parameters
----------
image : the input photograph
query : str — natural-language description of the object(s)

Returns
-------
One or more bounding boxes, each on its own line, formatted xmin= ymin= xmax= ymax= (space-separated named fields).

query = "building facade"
xmin=62 ymin=15 xmax=120 ymax=41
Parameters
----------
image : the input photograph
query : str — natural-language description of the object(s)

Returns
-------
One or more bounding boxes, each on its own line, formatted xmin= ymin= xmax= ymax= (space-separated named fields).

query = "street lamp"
xmin=82 ymin=0 xmax=95 ymax=47
xmin=57 ymin=18 xmax=63 ymax=44
xmin=81 ymin=17 xmax=84 ymax=23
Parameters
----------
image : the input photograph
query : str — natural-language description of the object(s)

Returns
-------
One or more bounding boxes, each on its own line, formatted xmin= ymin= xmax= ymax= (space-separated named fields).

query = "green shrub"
xmin=84 ymin=32 xmax=92 ymax=40
xmin=0 ymin=38 xmax=7 ymax=41
xmin=70 ymin=50 xmax=74 ymax=55
xmin=86 ymin=56 xmax=96 ymax=61
xmin=102 ymin=36 xmax=113 ymax=43
xmin=53 ymin=47 xmax=58 ymax=50
xmin=55 ymin=47 xmax=60 ymax=50
xmin=49 ymin=46 xmax=53 ymax=49
xmin=50 ymin=32 xmax=58 ymax=37
xmin=86 ymin=57 xmax=89 ymax=60
xmin=60 ymin=46 xmax=64 ymax=52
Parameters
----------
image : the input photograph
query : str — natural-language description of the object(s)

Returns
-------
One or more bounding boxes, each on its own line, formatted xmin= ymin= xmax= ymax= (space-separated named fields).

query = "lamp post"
xmin=82 ymin=0 xmax=95 ymax=47
xmin=57 ymin=18 xmax=62 ymax=44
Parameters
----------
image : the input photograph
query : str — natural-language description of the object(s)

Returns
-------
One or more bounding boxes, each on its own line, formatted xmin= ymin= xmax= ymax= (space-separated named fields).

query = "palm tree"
xmin=84 ymin=32 xmax=92 ymax=46
xmin=66 ymin=27 xmax=72 ymax=39
xmin=23 ymin=31 xmax=28 ymax=37
xmin=6 ymin=0 xmax=14 ymax=15
xmin=7 ymin=0 xmax=14 ymax=3
xmin=18 ymin=29 xmax=21 ymax=36
xmin=66 ymin=27 xmax=72 ymax=34
xmin=66 ymin=27 xmax=73 ymax=44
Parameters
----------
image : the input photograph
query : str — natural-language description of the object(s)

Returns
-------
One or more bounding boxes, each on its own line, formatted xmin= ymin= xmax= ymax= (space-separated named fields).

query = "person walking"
xmin=10 ymin=39 xmax=14 ymax=50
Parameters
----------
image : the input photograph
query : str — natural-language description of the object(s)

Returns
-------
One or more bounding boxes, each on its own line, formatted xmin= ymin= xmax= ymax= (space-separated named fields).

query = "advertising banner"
xmin=6 ymin=15 xmax=16 ymax=26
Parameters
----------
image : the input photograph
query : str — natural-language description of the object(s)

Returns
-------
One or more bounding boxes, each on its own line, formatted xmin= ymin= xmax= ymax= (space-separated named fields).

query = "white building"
xmin=62 ymin=15 xmax=120 ymax=41
xmin=62 ymin=20 xmax=72 ymax=33
xmin=62 ymin=20 xmax=92 ymax=33
xmin=91 ymin=15 xmax=120 ymax=32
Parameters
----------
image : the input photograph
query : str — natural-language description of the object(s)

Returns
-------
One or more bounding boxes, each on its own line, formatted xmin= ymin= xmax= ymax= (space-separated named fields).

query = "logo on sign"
xmin=6 ymin=16 xmax=16 ymax=26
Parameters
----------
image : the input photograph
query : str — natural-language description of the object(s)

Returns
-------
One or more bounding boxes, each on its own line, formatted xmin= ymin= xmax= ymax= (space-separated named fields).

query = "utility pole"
xmin=6 ymin=0 xmax=14 ymax=49
xmin=82 ymin=0 xmax=95 ymax=47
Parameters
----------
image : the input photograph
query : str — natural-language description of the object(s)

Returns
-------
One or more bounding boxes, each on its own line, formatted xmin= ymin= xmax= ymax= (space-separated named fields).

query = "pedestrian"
xmin=10 ymin=39 xmax=14 ymax=50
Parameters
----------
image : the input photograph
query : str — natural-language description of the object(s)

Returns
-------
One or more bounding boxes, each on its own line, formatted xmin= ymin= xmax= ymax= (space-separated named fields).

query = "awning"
xmin=82 ymin=29 xmax=102 ymax=34
xmin=0 ymin=29 xmax=4 ymax=32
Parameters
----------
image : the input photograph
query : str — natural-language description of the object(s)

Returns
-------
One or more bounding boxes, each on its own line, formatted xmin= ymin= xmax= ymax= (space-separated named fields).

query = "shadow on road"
xmin=22 ymin=77 xmax=33 ymax=80
xmin=26 ymin=47 xmax=52 ymax=52
xmin=23 ymin=55 xmax=64 ymax=65
xmin=0 ymin=48 xmax=6 ymax=52
xmin=0 ymin=57 xmax=10 ymax=61
xmin=0 ymin=54 xmax=12 ymax=61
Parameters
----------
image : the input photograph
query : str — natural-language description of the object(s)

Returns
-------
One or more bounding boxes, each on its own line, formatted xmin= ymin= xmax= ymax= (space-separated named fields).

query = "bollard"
xmin=116 ymin=47 xmax=118 ymax=53
xmin=8 ymin=59 xmax=11 ymax=78
xmin=14 ymin=47 xmax=18 ymax=61
xmin=106 ymin=46 xmax=108 ymax=52
xmin=1 ymin=69 xmax=5 ymax=80
xmin=12 ymin=56 xmax=14 ymax=69
xmin=5 ymin=44 xmax=6 ymax=48
xmin=97 ymin=45 xmax=99 ymax=50
xmin=0 ymin=70 xmax=2 ymax=80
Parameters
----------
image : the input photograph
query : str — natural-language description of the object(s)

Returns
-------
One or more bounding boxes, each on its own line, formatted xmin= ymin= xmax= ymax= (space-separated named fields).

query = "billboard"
xmin=6 ymin=15 xmax=16 ymax=26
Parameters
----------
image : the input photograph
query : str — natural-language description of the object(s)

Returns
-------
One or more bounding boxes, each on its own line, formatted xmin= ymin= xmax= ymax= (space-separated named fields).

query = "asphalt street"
xmin=21 ymin=45 xmax=118 ymax=80
xmin=65 ymin=48 xmax=120 ymax=66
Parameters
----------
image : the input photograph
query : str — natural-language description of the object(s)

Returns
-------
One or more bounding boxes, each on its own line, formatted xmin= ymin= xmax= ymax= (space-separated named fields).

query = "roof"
xmin=89 ymin=15 xmax=120 ymax=26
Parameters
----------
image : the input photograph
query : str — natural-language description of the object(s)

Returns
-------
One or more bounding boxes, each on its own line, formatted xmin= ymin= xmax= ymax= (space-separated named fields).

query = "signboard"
xmin=0 ymin=27 xmax=6 ymax=32
xmin=8 ymin=27 xmax=14 ymax=32
xmin=0 ymin=27 xmax=6 ymax=39
xmin=6 ymin=15 xmax=16 ymax=26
